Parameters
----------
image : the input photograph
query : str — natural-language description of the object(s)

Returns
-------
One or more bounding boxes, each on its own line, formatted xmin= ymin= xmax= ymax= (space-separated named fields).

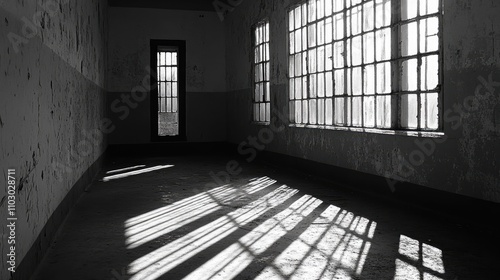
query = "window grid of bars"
xmin=253 ymin=20 xmax=271 ymax=123
xmin=288 ymin=0 xmax=441 ymax=131
xmin=157 ymin=51 xmax=179 ymax=113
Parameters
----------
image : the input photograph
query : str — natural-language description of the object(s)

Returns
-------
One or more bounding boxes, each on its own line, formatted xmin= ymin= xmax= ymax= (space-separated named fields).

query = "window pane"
xmin=364 ymin=96 xmax=375 ymax=127
xmin=364 ymin=64 xmax=375 ymax=95
xmin=334 ymin=69 xmax=344 ymax=95
xmin=402 ymin=0 xmax=418 ymax=20
xmin=352 ymin=97 xmax=362 ymax=126
xmin=376 ymin=95 xmax=392 ymax=128
xmin=364 ymin=32 xmax=375 ymax=64
xmin=326 ymin=98 xmax=333 ymax=125
xmin=363 ymin=1 xmax=374 ymax=31
xmin=421 ymin=92 xmax=439 ymax=130
xmin=376 ymin=62 xmax=391 ymax=94
xmin=401 ymin=94 xmax=418 ymax=129
xmin=376 ymin=28 xmax=391 ymax=61
xmin=420 ymin=17 xmax=439 ymax=53
xmin=402 ymin=59 xmax=418 ymax=91
xmin=326 ymin=71 xmax=333 ymax=97
xmin=318 ymin=72 xmax=325 ymax=97
xmin=401 ymin=22 xmax=418 ymax=56
xmin=334 ymin=97 xmax=345 ymax=124
xmin=421 ymin=55 xmax=439 ymax=90
xmin=375 ymin=0 xmax=391 ymax=28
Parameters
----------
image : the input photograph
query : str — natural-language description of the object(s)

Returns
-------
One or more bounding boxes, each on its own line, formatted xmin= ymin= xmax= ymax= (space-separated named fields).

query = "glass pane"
xmin=308 ymin=23 xmax=317 ymax=47
xmin=334 ymin=69 xmax=344 ymax=95
xmin=303 ymin=100 xmax=309 ymax=123
xmin=326 ymin=44 xmax=333 ymax=70
xmin=333 ymin=0 xmax=344 ymax=13
xmin=376 ymin=28 xmax=391 ymax=61
xmin=317 ymin=19 xmax=325 ymax=45
xmin=376 ymin=62 xmax=391 ymax=94
xmin=363 ymin=1 xmax=374 ymax=32
xmin=364 ymin=32 xmax=375 ymax=64
xmin=350 ymin=6 xmax=362 ymax=36
xmin=318 ymin=46 xmax=325 ymax=72
xmin=325 ymin=17 xmax=333 ymax=43
xmin=364 ymin=96 xmax=375 ymax=127
xmin=317 ymin=0 xmax=325 ymax=19
xmin=296 ymin=100 xmax=302 ymax=123
xmin=310 ymin=99 xmax=317 ymax=125
xmin=166 ymin=52 xmax=172 ymax=66
xmin=375 ymin=0 xmax=391 ymax=28
xmin=352 ymin=67 xmax=362 ymax=95
xmin=351 ymin=35 xmax=362 ymax=66
xmin=326 ymin=98 xmax=333 ymax=125
xmin=402 ymin=59 xmax=418 ymax=91
xmin=401 ymin=94 xmax=418 ymax=129
xmin=318 ymin=98 xmax=325 ymax=124
xmin=420 ymin=0 xmax=440 ymax=16
xmin=402 ymin=0 xmax=418 ymax=20
xmin=401 ymin=22 xmax=418 ymax=56
xmin=172 ymin=83 xmax=177 ymax=97
xmin=423 ymin=92 xmax=439 ymax=130
xmin=334 ymin=13 xmax=344 ymax=40
xmin=420 ymin=17 xmax=439 ymax=53
xmin=334 ymin=97 xmax=345 ymax=124
xmin=318 ymin=72 xmax=325 ymax=97
xmin=376 ymin=95 xmax=392 ymax=128
xmin=309 ymin=48 xmax=317 ymax=73
xmin=352 ymin=97 xmax=362 ymax=126
xmin=309 ymin=0 xmax=317 ymax=22
xmin=421 ymin=55 xmax=439 ymax=90
xmin=325 ymin=71 xmax=333 ymax=97
xmin=333 ymin=41 xmax=344 ymax=68
xmin=166 ymin=82 xmax=172 ymax=97
xmin=364 ymin=64 xmax=375 ymax=95
xmin=310 ymin=74 xmax=317 ymax=98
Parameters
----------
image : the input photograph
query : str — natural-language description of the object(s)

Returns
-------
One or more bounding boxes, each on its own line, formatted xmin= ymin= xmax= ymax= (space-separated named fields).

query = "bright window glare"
xmin=102 ymin=165 xmax=174 ymax=182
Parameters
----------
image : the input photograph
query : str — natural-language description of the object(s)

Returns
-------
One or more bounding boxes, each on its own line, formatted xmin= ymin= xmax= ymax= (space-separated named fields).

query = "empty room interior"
xmin=1 ymin=0 xmax=500 ymax=279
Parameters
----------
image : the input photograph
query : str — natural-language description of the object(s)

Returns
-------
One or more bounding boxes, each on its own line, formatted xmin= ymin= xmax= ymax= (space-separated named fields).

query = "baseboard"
xmin=12 ymin=152 xmax=107 ymax=280
xmin=231 ymin=145 xmax=500 ymax=234
xmin=107 ymin=142 xmax=232 ymax=157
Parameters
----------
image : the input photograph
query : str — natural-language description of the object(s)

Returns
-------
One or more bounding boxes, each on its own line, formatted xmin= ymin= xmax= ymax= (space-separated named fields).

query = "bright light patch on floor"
xmin=128 ymin=185 xmax=298 ymax=280
xmin=106 ymin=165 xmax=146 ymax=175
xmin=102 ymin=165 xmax=174 ymax=182
xmin=255 ymin=205 xmax=377 ymax=279
xmin=124 ymin=177 xmax=276 ymax=249
xmin=395 ymin=235 xmax=445 ymax=280
xmin=182 ymin=194 xmax=323 ymax=280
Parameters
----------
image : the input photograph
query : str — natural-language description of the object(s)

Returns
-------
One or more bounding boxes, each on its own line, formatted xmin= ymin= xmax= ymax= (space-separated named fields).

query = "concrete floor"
xmin=30 ymin=154 xmax=500 ymax=280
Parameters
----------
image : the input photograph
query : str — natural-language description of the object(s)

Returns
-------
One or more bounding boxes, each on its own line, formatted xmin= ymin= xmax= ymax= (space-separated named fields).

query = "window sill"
xmin=289 ymin=124 xmax=445 ymax=138
xmin=252 ymin=121 xmax=271 ymax=126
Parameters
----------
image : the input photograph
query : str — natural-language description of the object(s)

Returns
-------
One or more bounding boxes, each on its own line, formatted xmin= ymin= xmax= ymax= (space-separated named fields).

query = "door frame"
xmin=150 ymin=39 xmax=187 ymax=142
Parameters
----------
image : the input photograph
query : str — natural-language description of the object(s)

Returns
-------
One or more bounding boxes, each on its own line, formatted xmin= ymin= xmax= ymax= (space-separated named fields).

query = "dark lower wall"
xmin=0 ymin=1 xmax=108 ymax=279
xmin=107 ymin=91 xmax=227 ymax=143
xmin=225 ymin=0 xmax=500 ymax=203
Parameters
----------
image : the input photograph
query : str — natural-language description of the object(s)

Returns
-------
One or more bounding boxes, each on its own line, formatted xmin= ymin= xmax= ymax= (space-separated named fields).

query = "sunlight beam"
xmin=102 ymin=165 xmax=174 ymax=182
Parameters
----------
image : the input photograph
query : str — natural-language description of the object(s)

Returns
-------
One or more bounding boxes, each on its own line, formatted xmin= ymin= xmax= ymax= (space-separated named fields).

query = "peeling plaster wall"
xmin=107 ymin=7 xmax=227 ymax=144
xmin=225 ymin=0 xmax=500 ymax=202
xmin=0 ymin=0 xmax=107 ymax=277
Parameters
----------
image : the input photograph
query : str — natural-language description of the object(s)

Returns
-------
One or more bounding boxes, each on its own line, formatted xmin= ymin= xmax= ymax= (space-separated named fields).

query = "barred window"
xmin=288 ymin=0 xmax=441 ymax=131
xmin=253 ymin=20 xmax=271 ymax=123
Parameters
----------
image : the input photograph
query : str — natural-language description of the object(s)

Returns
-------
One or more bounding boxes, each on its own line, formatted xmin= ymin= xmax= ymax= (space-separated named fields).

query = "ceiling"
xmin=108 ymin=0 xmax=217 ymax=12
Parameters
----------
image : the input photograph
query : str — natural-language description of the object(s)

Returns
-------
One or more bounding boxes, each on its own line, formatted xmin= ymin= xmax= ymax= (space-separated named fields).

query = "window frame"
xmin=252 ymin=19 xmax=272 ymax=125
xmin=286 ymin=0 xmax=444 ymax=134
